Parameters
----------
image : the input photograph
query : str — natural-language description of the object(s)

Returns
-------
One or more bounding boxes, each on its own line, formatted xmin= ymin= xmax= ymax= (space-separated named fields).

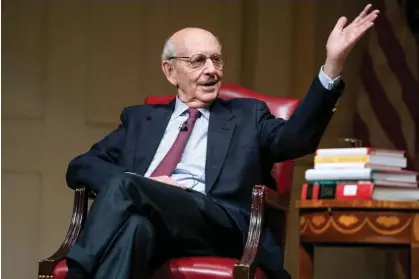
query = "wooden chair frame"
xmin=38 ymin=185 xmax=289 ymax=279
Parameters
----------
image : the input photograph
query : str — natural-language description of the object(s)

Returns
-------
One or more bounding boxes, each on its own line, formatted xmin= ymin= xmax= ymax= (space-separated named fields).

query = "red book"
xmin=301 ymin=181 xmax=419 ymax=201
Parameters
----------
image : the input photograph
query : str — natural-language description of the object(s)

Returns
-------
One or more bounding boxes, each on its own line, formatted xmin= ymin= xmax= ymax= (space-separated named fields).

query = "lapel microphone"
xmin=179 ymin=120 xmax=188 ymax=132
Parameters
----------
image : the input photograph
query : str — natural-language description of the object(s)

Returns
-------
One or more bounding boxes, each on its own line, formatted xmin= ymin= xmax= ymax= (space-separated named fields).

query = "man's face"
xmin=162 ymin=30 xmax=224 ymax=107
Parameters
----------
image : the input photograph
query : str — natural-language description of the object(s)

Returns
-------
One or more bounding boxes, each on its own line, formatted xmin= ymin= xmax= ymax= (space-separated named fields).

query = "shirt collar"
xmin=171 ymin=96 xmax=210 ymax=120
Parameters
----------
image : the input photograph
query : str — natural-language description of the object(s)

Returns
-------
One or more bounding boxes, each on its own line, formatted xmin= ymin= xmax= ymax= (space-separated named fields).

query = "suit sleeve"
xmin=257 ymin=76 xmax=344 ymax=162
xmin=66 ymin=108 xmax=130 ymax=193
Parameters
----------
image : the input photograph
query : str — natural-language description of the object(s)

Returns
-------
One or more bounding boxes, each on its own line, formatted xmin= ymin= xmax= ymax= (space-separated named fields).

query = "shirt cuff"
xmin=318 ymin=65 xmax=342 ymax=90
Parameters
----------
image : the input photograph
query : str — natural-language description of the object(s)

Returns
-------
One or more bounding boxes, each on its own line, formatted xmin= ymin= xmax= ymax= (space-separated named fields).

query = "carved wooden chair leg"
xmin=234 ymin=186 xmax=266 ymax=279
xmin=38 ymin=187 xmax=88 ymax=278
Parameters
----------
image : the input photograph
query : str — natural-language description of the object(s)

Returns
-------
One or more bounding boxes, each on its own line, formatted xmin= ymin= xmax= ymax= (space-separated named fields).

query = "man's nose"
xmin=203 ymin=58 xmax=217 ymax=73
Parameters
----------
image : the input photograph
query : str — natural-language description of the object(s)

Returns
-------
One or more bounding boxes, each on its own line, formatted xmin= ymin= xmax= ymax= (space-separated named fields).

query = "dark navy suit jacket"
xmin=66 ymin=76 xmax=344 ymax=276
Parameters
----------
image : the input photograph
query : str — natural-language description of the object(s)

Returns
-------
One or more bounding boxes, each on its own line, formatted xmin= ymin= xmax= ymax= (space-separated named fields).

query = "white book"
xmin=314 ymin=155 xmax=407 ymax=168
xmin=305 ymin=168 xmax=418 ymax=183
xmin=314 ymin=163 xmax=401 ymax=171
xmin=315 ymin=147 xmax=405 ymax=157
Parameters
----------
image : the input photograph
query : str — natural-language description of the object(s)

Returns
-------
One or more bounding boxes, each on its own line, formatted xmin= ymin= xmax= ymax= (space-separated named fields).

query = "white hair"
xmin=161 ymin=39 xmax=176 ymax=61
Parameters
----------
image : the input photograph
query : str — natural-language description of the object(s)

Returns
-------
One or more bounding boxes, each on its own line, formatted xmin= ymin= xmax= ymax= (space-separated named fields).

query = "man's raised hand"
xmin=323 ymin=4 xmax=380 ymax=78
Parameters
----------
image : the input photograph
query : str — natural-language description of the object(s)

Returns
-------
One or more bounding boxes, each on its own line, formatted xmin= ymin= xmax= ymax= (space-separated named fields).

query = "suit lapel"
xmin=205 ymin=99 xmax=236 ymax=194
xmin=133 ymin=100 xmax=175 ymax=175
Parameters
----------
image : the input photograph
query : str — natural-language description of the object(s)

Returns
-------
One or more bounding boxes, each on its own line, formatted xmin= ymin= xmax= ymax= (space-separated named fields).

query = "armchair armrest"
xmin=234 ymin=185 xmax=289 ymax=279
xmin=38 ymin=187 xmax=89 ymax=276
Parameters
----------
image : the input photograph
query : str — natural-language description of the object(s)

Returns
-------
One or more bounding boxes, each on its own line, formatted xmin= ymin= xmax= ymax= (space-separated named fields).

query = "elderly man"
xmin=65 ymin=5 xmax=379 ymax=279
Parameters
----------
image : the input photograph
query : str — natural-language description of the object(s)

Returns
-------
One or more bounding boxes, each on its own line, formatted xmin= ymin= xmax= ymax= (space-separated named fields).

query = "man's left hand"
xmin=324 ymin=4 xmax=380 ymax=78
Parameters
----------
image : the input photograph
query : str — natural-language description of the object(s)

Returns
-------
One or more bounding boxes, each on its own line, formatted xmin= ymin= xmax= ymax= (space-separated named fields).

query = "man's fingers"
xmin=334 ymin=16 xmax=348 ymax=31
xmin=358 ymin=9 xmax=379 ymax=26
xmin=354 ymin=11 xmax=378 ymax=37
xmin=354 ymin=4 xmax=373 ymax=23
xmin=345 ymin=8 xmax=378 ymax=39
xmin=361 ymin=20 xmax=376 ymax=33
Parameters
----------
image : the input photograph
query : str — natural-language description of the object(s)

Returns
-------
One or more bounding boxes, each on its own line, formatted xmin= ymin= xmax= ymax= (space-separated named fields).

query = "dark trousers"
xmin=66 ymin=173 xmax=242 ymax=279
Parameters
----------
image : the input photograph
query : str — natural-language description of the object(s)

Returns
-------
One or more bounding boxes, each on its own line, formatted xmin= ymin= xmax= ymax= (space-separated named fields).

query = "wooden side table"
xmin=296 ymin=200 xmax=419 ymax=279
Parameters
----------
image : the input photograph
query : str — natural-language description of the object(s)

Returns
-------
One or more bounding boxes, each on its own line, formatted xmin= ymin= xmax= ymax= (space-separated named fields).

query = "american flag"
xmin=354 ymin=0 xmax=419 ymax=171
xmin=354 ymin=1 xmax=418 ymax=278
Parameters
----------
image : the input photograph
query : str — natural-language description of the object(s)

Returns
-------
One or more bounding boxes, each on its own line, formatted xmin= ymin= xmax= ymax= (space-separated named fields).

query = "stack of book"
xmin=300 ymin=147 xmax=419 ymax=201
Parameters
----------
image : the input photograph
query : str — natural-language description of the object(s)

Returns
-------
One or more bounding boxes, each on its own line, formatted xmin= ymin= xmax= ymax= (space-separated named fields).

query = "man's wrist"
xmin=318 ymin=65 xmax=342 ymax=90
xmin=323 ymin=57 xmax=344 ymax=79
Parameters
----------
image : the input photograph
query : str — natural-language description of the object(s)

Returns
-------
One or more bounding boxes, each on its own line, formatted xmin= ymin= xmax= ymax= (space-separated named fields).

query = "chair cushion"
xmin=151 ymin=257 xmax=266 ymax=279
xmin=53 ymin=259 xmax=68 ymax=279
xmin=53 ymin=257 xmax=266 ymax=279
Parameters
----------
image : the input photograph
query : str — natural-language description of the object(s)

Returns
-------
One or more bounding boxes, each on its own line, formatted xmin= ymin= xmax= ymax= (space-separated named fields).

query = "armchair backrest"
xmin=144 ymin=83 xmax=300 ymax=198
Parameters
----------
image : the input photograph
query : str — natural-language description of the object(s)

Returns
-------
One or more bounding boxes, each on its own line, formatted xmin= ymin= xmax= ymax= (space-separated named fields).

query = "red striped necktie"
xmin=150 ymin=108 xmax=201 ymax=177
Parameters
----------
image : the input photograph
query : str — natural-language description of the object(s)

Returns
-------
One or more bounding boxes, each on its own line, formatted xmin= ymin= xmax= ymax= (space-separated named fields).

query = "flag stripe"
xmin=360 ymin=52 xmax=415 ymax=167
xmin=375 ymin=1 xmax=419 ymax=121
xmin=416 ymin=35 xmax=419 ymax=170
xmin=357 ymin=84 xmax=395 ymax=149
xmin=385 ymin=0 xmax=419 ymax=79
xmin=368 ymin=27 xmax=417 ymax=157
xmin=353 ymin=112 xmax=371 ymax=147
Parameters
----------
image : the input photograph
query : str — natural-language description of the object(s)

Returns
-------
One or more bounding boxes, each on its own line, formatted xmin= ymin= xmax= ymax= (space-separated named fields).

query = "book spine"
xmin=301 ymin=182 xmax=374 ymax=200
xmin=314 ymin=155 xmax=371 ymax=164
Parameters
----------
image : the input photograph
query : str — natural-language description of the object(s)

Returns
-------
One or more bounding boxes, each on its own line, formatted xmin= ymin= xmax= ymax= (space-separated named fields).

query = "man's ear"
xmin=161 ymin=60 xmax=177 ymax=87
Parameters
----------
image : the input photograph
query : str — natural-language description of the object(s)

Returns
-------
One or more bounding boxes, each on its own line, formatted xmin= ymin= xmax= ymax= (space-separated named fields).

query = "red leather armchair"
xmin=38 ymin=83 xmax=300 ymax=279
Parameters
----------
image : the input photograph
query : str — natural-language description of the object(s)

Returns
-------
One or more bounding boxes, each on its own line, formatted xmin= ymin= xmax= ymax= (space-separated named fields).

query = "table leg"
xmin=411 ymin=244 xmax=418 ymax=279
xmin=299 ymin=243 xmax=314 ymax=279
